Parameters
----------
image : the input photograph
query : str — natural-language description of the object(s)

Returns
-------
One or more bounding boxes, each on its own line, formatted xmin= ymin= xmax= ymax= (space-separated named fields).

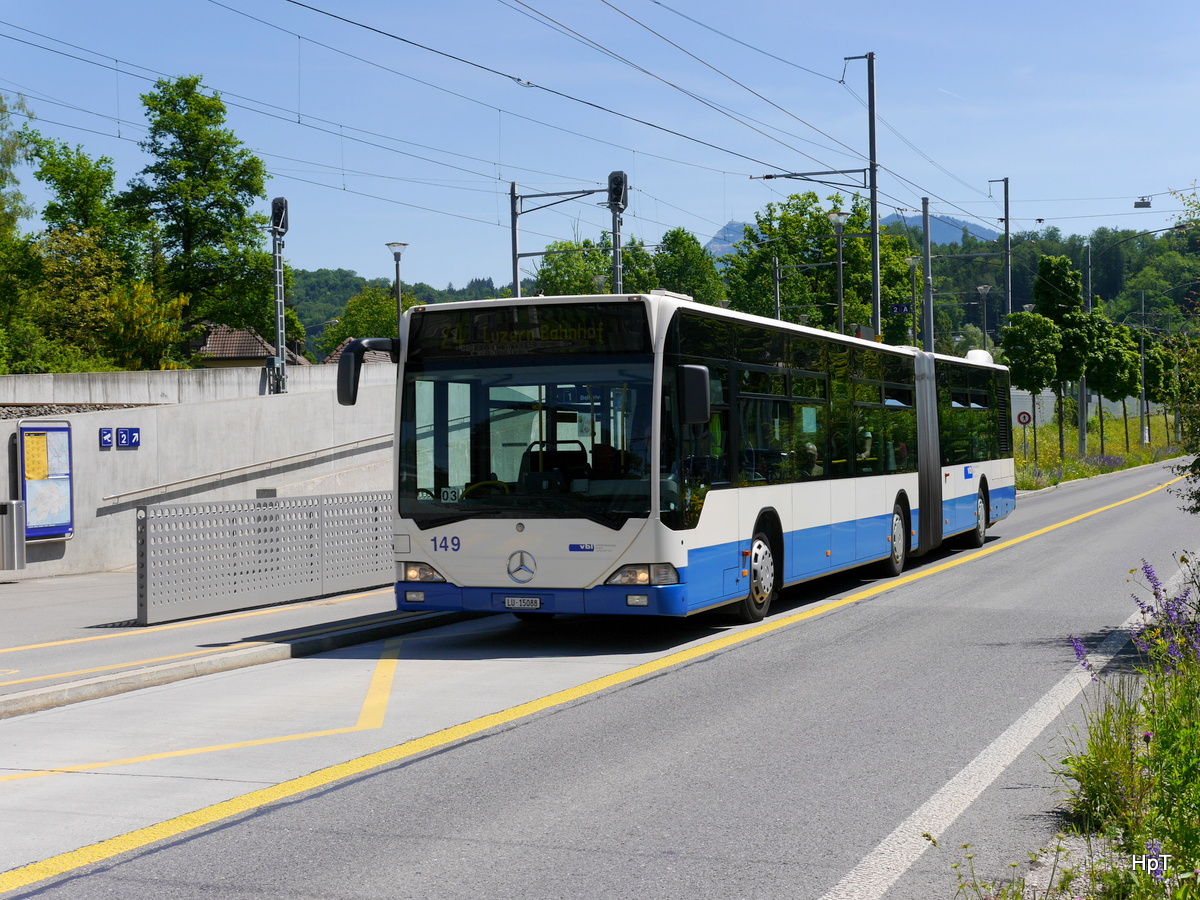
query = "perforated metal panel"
xmin=137 ymin=492 xmax=395 ymax=625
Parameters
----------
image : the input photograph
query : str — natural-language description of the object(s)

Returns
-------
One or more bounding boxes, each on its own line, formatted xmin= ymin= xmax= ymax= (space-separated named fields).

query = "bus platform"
xmin=0 ymin=569 xmax=472 ymax=720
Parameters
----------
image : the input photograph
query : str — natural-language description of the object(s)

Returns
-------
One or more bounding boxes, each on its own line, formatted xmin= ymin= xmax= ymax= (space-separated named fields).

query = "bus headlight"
xmin=605 ymin=563 xmax=679 ymax=586
xmin=402 ymin=562 xmax=446 ymax=582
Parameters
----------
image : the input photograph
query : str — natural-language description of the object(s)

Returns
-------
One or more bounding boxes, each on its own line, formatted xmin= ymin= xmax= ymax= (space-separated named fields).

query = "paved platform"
xmin=0 ymin=569 xmax=470 ymax=719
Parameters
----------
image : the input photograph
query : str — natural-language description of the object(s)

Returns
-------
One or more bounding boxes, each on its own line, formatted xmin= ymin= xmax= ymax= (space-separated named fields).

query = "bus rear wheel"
xmin=880 ymin=502 xmax=908 ymax=577
xmin=738 ymin=531 xmax=776 ymax=623
xmin=962 ymin=490 xmax=988 ymax=548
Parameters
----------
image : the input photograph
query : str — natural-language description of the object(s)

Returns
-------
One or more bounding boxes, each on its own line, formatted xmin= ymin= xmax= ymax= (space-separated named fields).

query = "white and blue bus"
xmin=338 ymin=291 xmax=1015 ymax=622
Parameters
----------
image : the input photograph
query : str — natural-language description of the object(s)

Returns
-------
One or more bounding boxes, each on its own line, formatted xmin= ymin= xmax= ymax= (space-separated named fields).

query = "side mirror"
xmin=337 ymin=338 xmax=400 ymax=406
xmin=678 ymin=364 xmax=711 ymax=425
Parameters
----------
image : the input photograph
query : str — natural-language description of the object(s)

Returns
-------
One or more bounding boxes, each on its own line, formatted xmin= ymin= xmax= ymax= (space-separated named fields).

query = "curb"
xmin=0 ymin=610 xmax=479 ymax=721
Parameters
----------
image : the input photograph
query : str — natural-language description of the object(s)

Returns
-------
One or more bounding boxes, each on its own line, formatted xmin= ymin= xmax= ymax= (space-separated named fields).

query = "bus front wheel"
xmin=738 ymin=531 xmax=776 ymax=623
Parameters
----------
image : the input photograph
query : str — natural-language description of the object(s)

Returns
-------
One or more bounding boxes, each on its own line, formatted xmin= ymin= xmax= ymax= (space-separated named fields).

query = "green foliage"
xmin=1053 ymin=561 xmax=1200 ymax=897
xmin=1058 ymin=674 xmax=1149 ymax=835
xmin=0 ymin=316 xmax=119 ymax=374
xmin=0 ymin=92 xmax=35 ymax=239
xmin=292 ymin=268 xmax=381 ymax=331
xmin=1089 ymin=320 xmax=1141 ymax=406
xmin=723 ymin=191 xmax=913 ymax=334
xmin=534 ymin=236 xmax=612 ymax=296
xmin=25 ymin=132 xmax=141 ymax=269
xmin=106 ymin=281 xmax=191 ymax=370
xmin=0 ymin=231 xmax=38 ymax=327
xmin=119 ymin=75 xmax=270 ymax=330
xmin=27 ymin=226 xmax=122 ymax=358
xmin=1001 ymin=311 xmax=1059 ymax=394
xmin=652 ymin=227 xmax=726 ymax=306
xmin=315 ymin=283 xmax=411 ymax=357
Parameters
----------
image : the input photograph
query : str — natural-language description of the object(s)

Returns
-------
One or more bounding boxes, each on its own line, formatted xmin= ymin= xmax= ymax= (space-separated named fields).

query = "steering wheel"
xmin=461 ymin=480 xmax=511 ymax=498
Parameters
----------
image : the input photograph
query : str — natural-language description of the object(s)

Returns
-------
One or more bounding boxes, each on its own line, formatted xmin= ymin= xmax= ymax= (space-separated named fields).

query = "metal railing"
xmin=136 ymin=491 xmax=394 ymax=625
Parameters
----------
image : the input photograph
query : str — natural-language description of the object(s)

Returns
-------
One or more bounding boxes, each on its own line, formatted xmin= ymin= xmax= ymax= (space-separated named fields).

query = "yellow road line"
xmin=0 ymin=644 xmax=269 ymax=689
xmin=0 ymin=588 xmax=392 ymax=656
xmin=0 ymin=609 xmax=405 ymax=696
xmin=0 ymin=476 xmax=1180 ymax=893
xmin=0 ymin=639 xmax=404 ymax=785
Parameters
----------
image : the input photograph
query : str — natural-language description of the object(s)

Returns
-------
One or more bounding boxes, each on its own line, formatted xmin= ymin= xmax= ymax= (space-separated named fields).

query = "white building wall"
xmin=1 ymin=366 xmax=397 ymax=578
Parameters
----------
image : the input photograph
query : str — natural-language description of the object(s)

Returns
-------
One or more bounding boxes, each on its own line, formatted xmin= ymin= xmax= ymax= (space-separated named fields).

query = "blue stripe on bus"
xmin=395 ymin=485 xmax=1016 ymax=618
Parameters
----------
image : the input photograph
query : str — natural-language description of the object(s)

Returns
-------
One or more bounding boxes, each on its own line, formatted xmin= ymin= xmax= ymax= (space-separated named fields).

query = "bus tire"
xmin=962 ymin=489 xmax=988 ymax=548
xmin=738 ymin=530 xmax=777 ymax=623
xmin=880 ymin=501 xmax=908 ymax=577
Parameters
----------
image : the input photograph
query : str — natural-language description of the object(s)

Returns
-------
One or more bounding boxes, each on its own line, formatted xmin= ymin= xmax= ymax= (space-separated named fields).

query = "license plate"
xmin=504 ymin=596 xmax=541 ymax=610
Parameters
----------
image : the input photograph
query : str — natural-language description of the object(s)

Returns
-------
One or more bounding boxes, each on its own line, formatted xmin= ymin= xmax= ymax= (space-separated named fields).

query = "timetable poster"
xmin=20 ymin=424 xmax=74 ymax=540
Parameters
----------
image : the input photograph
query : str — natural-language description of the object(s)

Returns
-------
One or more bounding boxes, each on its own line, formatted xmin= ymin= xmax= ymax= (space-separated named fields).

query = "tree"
xmin=1032 ymin=255 xmax=1090 ymax=457
xmin=316 ymin=284 xmax=412 ymax=358
xmin=0 ymin=92 xmax=34 ymax=240
xmin=106 ymin=281 xmax=191 ymax=370
xmin=1000 ymin=311 xmax=1059 ymax=462
xmin=653 ymin=227 xmax=726 ymax=306
xmin=723 ymin=191 xmax=912 ymax=336
xmin=119 ymin=75 xmax=272 ymax=333
xmin=619 ymin=236 xmax=656 ymax=294
xmin=1171 ymin=337 xmax=1200 ymax=514
xmin=724 ymin=192 xmax=866 ymax=325
xmin=533 ymin=237 xmax=611 ymax=296
xmin=27 ymin=226 xmax=122 ymax=360
xmin=1087 ymin=319 xmax=1140 ymax=456
xmin=1143 ymin=340 xmax=1178 ymax=440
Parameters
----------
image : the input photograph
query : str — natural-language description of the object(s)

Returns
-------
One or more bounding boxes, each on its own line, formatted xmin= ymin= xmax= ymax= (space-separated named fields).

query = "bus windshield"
xmin=399 ymin=357 xmax=656 ymax=530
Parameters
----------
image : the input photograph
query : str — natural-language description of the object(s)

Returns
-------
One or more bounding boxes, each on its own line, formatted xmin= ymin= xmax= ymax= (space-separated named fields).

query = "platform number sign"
xmin=116 ymin=427 xmax=141 ymax=449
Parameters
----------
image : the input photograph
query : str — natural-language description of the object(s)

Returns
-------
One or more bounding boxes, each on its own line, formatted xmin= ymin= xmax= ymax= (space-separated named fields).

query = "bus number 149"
xmin=431 ymin=536 xmax=461 ymax=552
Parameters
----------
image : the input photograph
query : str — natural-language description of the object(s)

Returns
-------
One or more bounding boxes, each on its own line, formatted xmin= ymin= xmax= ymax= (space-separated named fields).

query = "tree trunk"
xmin=1122 ymin=398 xmax=1131 ymax=452
xmin=1098 ymin=404 xmax=1105 ymax=457
xmin=1032 ymin=397 xmax=1039 ymax=464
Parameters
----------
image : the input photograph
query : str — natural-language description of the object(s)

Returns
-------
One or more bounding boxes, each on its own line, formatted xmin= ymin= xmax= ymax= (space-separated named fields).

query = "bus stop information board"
xmin=19 ymin=422 xmax=74 ymax=540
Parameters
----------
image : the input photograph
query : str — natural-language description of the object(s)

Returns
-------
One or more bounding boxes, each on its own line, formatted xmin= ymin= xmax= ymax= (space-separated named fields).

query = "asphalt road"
xmin=2 ymin=461 xmax=1195 ymax=899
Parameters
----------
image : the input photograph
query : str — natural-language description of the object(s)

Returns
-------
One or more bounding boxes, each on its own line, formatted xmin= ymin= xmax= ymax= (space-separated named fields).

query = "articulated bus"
xmin=338 ymin=291 xmax=1015 ymax=623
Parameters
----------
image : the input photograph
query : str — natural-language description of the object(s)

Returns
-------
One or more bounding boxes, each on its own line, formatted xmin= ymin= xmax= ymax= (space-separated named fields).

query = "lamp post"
xmin=385 ymin=242 xmax=407 ymax=338
xmin=828 ymin=210 xmax=850 ymax=334
xmin=976 ymin=285 xmax=991 ymax=350
xmin=905 ymin=257 xmax=919 ymax=346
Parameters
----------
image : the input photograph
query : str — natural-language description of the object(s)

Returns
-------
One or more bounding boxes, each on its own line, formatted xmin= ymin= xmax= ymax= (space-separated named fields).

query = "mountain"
xmin=706 ymin=216 xmax=999 ymax=258
xmin=881 ymin=214 xmax=999 ymax=246
xmin=704 ymin=221 xmax=748 ymax=258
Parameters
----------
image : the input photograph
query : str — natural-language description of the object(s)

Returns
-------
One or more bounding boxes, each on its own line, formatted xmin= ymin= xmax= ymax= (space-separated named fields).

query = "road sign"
xmin=1017 ymin=411 xmax=1032 ymax=426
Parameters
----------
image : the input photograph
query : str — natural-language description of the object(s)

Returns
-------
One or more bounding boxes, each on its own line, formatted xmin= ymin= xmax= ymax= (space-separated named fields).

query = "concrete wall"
xmin=2 ymin=365 xmax=398 ymax=579
xmin=0 ymin=362 xmax=385 ymax=406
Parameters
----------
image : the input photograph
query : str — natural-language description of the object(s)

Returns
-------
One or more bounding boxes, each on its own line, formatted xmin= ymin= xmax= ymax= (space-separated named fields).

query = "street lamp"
xmin=905 ymin=257 xmax=920 ymax=346
xmin=385 ymin=242 xmax=407 ymax=338
xmin=976 ymin=285 xmax=991 ymax=349
xmin=828 ymin=210 xmax=850 ymax=334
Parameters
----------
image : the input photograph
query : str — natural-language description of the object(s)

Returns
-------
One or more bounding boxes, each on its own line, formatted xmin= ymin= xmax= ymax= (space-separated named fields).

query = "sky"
xmin=3 ymin=1 xmax=1198 ymax=292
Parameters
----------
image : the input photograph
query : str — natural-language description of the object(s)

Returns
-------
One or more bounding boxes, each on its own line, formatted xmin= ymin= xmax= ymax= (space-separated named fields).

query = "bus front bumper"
xmin=396 ymin=582 xmax=693 ymax=617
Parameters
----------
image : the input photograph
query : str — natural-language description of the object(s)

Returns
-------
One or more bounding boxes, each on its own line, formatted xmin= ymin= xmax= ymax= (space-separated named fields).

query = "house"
xmin=191 ymin=323 xmax=311 ymax=369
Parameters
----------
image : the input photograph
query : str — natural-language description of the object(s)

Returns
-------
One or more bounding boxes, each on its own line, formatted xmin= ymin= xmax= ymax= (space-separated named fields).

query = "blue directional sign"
xmin=116 ymin=427 xmax=141 ymax=449
xmin=99 ymin=427 xmax=114 ymax=449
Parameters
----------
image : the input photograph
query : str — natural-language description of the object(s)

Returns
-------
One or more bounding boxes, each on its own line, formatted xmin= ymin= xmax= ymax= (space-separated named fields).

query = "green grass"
xmin=935 ymin=414 xmax=1200 ymax=897
xmin=1015 ymin=411 xmax=1183 ymax=490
